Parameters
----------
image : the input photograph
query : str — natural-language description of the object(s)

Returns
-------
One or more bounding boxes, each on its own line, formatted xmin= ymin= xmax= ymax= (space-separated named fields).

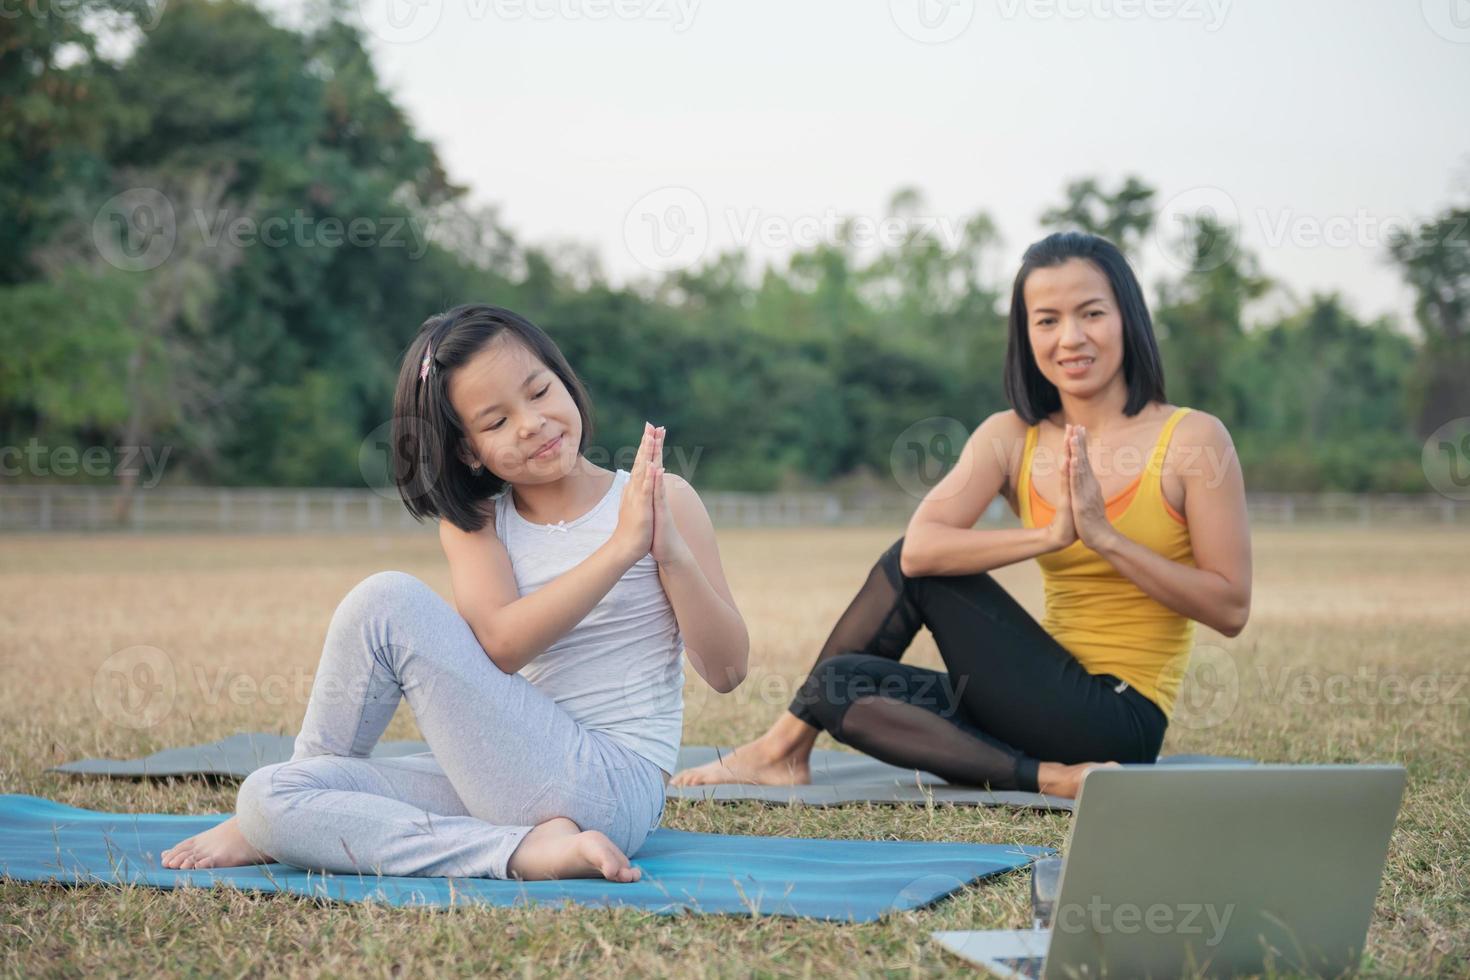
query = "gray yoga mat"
xmin=47 ymin=733 xmax=1252 ymax=812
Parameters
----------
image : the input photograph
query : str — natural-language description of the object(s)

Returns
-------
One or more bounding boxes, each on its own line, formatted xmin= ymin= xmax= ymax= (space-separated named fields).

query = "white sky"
xmin=332 ymin=0 xmax=1468 ymax=330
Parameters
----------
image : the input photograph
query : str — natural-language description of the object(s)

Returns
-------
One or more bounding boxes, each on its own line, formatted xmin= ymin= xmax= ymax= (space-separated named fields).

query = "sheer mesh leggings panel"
xmin=801 ymin=652 xmax=1040 ymax=792
xmin=788 ymin=538 xmax=923 ymax=728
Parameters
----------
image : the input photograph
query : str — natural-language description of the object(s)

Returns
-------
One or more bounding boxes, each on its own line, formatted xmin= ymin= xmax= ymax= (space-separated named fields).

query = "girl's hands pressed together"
xmin=612 ymin=422 xmax=658 ymax=565
xmin=1067 ymin=424 xmax=1120 ymax=552
xmin=648 ymin=426 xmax=693 ymax=566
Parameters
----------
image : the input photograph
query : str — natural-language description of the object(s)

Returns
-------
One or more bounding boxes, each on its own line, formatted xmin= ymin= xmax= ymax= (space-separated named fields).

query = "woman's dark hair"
xmin=390 ymin=304 xmax=594 ymax=533
xmin=1003 ymin=231 xmax=1166 ymax=425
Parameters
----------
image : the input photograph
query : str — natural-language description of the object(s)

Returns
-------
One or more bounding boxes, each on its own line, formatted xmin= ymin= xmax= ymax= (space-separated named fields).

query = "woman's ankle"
xmin=761 ymin=711 xmax=818 ymax=757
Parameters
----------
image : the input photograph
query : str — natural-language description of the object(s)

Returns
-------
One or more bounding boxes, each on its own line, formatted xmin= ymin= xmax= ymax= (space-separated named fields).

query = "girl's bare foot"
xmin=161 ymin=814 xmax=273 ymax=869
xmin=1036 ymin=760 xmax=1121 ymax=799
xmin=507 ymin=817 xmax=642 ymax=883
xmin=670 ymin=734 xmax=812 ymax=787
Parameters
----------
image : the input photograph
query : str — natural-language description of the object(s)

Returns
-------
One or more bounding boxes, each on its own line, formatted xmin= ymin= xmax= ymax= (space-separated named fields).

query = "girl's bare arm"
xmin=654 ymin=474 xmax=749 ymax=693
xmin=439 ymin=429 xmax=660 ymax=674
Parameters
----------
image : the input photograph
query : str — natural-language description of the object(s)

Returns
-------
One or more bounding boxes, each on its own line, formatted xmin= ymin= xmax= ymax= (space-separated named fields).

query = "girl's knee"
xmin=235 ymin=762 xmax=287 ymax=853
xmin=336 ymin=570 xmax=433 ymax=624
xmin=353 ymin=569 xmax=431 ymax=605
xmin=236 ymin=758 xmax=334 ymax=846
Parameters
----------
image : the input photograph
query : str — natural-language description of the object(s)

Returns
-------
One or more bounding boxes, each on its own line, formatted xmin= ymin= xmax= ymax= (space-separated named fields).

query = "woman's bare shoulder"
xmin=973 ymin=410 xmax=1031 ymax=497
xmin=1174 ymin=407 xmax=1233 ymax=443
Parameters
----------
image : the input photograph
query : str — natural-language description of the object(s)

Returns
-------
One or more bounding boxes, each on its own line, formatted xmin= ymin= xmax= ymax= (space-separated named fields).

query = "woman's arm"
xmin=901 ymin=411 xmax=1071 ymax=577
xmin=654 ymin=471 xmax=749 ymax=693
xmin=1073 ymin=413 xmax=1253 ymax=637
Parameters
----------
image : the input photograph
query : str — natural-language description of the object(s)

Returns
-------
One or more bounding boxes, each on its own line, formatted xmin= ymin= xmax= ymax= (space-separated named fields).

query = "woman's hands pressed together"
xmin=1063 ymin=424 xmax=1122 ymax=553
xmin=1044 ymin=425 xmax=1080 ymax=551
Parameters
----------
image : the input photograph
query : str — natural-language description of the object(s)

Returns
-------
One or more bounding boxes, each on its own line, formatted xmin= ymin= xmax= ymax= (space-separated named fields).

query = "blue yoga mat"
xmin=0 ymin=795 xmax=1047 ymax=921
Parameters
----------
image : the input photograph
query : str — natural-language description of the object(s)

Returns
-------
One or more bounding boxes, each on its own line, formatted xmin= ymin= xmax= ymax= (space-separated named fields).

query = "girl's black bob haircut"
xmin=1002 ymin=231 xmax=1166 ymax=425
xmin=390 ymin=304 xmax=594 ymax=534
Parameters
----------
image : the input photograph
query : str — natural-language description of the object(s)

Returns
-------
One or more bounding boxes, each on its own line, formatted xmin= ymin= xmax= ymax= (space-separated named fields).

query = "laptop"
xmin=933 ymin=764 xmax=1405 ymax=978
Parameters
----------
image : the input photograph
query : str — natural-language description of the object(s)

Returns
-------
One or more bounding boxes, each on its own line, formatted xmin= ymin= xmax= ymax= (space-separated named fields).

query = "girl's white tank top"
xmin=491 ymin=468 xmax=684 ymax=775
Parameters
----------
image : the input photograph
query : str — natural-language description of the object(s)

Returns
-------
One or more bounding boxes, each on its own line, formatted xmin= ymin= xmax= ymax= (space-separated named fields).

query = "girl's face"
xmin=1023 ymin=258 xmax=1126 ymax=402
xmin=446 ymin=337 xmax=581 ymax=484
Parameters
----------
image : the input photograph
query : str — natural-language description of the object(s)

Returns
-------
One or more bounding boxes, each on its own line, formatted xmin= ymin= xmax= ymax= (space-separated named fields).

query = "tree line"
xmin=3 ymin=0 xmax=1466 ymax=497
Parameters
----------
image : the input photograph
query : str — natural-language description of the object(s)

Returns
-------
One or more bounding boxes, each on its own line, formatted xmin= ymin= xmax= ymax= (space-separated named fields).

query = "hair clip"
xmin=419 ymin=345 xmax=433 ymax=382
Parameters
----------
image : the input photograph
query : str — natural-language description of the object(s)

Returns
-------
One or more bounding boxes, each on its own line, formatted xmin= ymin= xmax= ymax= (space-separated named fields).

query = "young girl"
xmin=162 ymin=304 xmax=748 ymax=881
xmin=673 ymin=231 xmax=1252 ymax=799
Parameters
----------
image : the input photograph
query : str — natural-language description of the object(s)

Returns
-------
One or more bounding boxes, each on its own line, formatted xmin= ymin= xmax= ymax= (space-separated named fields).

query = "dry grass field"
xmin=1 ymin=525 xmax=1466 ymax=977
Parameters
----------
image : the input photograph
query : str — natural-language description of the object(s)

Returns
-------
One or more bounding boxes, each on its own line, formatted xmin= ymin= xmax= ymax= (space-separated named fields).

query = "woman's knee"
xmin=797 ymin=652 xmax=885 ymax=736
xmin=878 ymin=537 xmax=906 ymax=583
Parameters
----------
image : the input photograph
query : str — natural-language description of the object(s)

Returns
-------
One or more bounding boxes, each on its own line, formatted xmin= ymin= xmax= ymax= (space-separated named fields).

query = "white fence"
xmin=0 ymin=485 xmax=926 ymax=532
xmin=0 ymin=485 xmax=1466 ymax=533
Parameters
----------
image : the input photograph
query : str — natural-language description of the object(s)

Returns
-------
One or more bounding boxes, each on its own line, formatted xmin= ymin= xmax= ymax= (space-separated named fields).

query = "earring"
xmin=471 ymin=462 xmax=483 ymax=473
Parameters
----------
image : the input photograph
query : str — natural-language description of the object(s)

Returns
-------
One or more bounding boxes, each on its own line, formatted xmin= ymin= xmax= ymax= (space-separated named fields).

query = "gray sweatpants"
xmin=235 ymin=571 xmax=668 ymax=879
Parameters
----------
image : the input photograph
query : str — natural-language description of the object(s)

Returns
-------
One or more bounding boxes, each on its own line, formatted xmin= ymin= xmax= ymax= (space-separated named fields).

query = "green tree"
xmin=1153 ymin=214 xmax=1270 ymax=421
xmin=1387 ymin=203 xmax=1470 ymax=435
xmin=1040 ymin=175 xmax=1156 ymax=258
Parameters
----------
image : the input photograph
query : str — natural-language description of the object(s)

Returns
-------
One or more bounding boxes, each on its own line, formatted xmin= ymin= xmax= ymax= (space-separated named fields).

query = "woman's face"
xmin=446 ymin=337 xmax=581 ymax=484
xmin=1023 ymin=258 xmax=1126 ymax=401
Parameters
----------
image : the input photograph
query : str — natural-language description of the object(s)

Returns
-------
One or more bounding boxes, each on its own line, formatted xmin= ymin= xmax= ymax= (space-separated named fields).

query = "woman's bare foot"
xmin=506 ymin=817 xmax=642 ymax=882
xmin=1037 ymin=761 xmax=1121 ymax=799
xmin=670 ymin=733 xmax=812 ymax=787
xmin=161 ymin=814 xmax=273 ymax=869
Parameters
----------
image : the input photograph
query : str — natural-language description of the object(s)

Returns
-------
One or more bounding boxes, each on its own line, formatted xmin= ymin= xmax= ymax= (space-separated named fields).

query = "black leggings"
xmin=787 ymin=538 xmax=1168 ymax=793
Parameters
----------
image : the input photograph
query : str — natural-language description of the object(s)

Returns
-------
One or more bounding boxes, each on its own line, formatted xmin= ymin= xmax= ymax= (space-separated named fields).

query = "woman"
xmin=672 ymin=231 xmax=1251 ymax=799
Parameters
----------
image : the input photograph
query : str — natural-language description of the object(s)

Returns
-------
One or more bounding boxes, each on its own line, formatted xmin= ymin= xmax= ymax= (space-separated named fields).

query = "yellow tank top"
xmin=1017 ymin=406 xmax=1197 ymax=718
